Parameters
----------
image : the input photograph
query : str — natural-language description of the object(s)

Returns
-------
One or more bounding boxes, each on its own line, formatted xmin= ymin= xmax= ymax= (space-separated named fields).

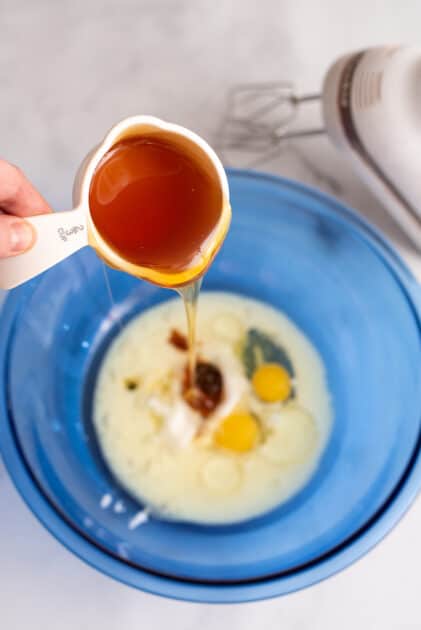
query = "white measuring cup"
xmin=0 ymin=116 xmax=230 ymax=290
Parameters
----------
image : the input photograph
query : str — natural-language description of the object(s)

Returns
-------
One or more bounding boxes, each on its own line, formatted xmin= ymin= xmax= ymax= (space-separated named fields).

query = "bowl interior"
xmin=5 ymin=171 xmax=421 ymax=584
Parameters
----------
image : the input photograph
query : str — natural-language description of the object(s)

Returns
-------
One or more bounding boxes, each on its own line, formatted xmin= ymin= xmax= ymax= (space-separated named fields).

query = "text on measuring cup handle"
xmin=57 ymin=225 xmax=85 ymax=242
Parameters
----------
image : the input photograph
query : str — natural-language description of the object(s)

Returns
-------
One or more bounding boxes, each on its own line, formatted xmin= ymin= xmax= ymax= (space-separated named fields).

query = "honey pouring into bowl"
xmin=0 ymin=115 xmax=231 ymax=386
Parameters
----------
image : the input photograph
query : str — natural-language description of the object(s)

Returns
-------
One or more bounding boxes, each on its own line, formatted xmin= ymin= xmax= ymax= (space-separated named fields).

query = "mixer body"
xmin=322 ymin=46 xmax=421 ymax=248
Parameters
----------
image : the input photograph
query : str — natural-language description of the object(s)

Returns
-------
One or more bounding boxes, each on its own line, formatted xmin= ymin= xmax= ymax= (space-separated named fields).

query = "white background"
xmin=1 ymin=1 xmax=421 ymax=628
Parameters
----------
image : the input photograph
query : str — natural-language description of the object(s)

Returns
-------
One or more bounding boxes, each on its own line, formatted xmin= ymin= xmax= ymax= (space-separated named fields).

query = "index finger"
xmin=0 ymin=159 xmax=52 ymax=217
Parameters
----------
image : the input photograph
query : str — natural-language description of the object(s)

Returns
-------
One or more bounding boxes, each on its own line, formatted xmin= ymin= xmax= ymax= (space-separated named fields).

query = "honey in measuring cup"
xmin=88 ymin=131 xmax=230 ymax=288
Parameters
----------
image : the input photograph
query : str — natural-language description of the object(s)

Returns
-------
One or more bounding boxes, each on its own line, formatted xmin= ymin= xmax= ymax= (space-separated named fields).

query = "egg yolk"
xmin=252 ymin=363 xmax=292 ymax=402
xmin=214 ymin=412 xmax=260 ymax=453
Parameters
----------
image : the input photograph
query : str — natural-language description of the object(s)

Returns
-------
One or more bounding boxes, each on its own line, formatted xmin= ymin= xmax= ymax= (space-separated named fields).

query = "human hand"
xmin=0 ymin=159 xmax=52 ymax=258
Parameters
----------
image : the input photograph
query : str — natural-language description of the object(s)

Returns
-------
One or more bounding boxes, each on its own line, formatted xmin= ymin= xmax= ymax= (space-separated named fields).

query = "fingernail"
xmin=10 ymin=221 xmax=34 ymax=253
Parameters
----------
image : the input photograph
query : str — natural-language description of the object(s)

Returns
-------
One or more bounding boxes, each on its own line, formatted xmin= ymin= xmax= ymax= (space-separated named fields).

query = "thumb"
xmin=0 ymin=214 xmax=35 ymax=258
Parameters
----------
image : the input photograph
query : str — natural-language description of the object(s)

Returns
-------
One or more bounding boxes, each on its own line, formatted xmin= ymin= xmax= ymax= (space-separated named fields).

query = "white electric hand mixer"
xmin=218 ymin=44 xmax=421 ymax=248
xmin=1 ymin=44 xmax=421 ymax=292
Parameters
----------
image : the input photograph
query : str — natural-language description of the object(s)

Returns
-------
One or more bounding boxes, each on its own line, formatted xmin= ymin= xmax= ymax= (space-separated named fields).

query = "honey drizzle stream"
xmin=102 ymin=259 xmax=202 ymax=384
xmin=177 ymin=278 xmax=202 ymax=384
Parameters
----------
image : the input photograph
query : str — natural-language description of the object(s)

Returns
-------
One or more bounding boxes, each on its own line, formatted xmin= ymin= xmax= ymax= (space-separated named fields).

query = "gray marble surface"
xmin=1 ymin=1 xmax=421 ymax=628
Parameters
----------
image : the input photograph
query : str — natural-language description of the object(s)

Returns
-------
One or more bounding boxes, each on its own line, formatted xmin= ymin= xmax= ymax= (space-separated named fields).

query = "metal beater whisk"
xmin=215 ymin=81 xmax=325 ymax=166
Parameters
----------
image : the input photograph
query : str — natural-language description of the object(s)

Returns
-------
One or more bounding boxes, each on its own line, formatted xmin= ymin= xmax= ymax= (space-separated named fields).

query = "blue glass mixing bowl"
xmin=1 ymin=170 xmax=421 ymax=603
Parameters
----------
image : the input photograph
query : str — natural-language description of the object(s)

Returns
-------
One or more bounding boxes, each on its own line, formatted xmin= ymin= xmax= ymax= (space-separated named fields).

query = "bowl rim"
xmin=1 ymin=168 xmax=421 ymax=603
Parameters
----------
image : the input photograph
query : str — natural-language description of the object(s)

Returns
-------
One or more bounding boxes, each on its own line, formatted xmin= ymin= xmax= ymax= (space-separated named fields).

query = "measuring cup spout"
xmin=0 ymin=206 xmax=88 ymax=290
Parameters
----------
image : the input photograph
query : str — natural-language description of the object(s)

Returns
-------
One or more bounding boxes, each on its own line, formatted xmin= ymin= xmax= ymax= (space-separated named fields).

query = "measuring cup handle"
xmin=0 ymin=207 xmax=88 ymax=290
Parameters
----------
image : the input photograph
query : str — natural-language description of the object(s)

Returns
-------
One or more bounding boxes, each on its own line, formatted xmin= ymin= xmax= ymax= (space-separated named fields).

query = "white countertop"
xmin=1 ymin=1 xmax=421 ymax=628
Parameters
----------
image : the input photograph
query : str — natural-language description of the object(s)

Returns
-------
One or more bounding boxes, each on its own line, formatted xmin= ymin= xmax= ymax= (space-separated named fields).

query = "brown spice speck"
xmin=168 ymin=328 xmax=188 ymax=351
xmin=124 ymin=377 xmax=139 ymax=391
